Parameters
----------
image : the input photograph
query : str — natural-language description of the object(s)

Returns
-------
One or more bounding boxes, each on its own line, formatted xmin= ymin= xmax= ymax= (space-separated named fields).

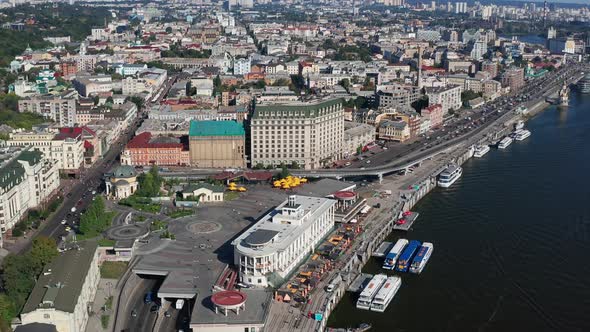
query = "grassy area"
xmin=150 ymin=220 xmax=167 ymax=231
xmin=100 ymin=261 xmax=128 ymax=279
xmin=119 ymin=196 xmax=161 ymax=213
xmin=101 ymin=314 xmax=109 ymax=329
xmin=166 ymin=209 xmax=193 ymax=219
xmin=225 ymin=191 xmax=240 ymax=201
xmin=104 ymin=296 xmax=113 ymax=310
xmin=97 ymin=238 xmax=116 ymax=247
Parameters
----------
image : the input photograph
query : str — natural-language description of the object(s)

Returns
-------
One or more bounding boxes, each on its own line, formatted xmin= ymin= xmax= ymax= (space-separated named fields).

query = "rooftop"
xmin=254 ymin=98 xmax=343 ymax=118
xmin=189 ymin=120 xmax=245 ymax=137
xmin=232 ymin=195 xmax=336 ymax=257
xmin=21 ymin=240 xmax=98 ymax=314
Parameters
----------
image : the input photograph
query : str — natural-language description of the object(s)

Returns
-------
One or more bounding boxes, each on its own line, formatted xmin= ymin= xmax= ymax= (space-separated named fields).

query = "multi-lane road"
xmin=18 ymin=111 xmax=146 ymax=253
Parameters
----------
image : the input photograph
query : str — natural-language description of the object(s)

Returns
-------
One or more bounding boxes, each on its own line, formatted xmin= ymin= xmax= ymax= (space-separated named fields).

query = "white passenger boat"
xmin=514 ymin=129 xmax=531 ymax=141
xmin=437 ymin=164 xmax=462 ymax=188
xmin=409 ymin=242 xmax=434 ymax=274
xmin=369 ymin=276 xmax=402 ymax=312
xmin=356 ymin=274 xmax=387 ymax=310
xmin=498 ymin=136 xmax=513 ymax=149
xmin=473 ymin=145 xmax=490 ymax=158
xmin=382 ymin=239 xmax=408 ymax=270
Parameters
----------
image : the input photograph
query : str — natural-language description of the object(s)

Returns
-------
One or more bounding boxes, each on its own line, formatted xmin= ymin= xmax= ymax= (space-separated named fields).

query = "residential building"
xmin=376 ymin=84 xmax=420 ymax=109
xmin=7 ymin=129 xmax=85 ymax=174
xmin=17 ymin=90 xmax=78 ymax=127
xmin=0 ymin=149 xmax=59 ymax=246
xmin=426 ymin=85 xmax=463 ymax=114
xmin=72 ymin=75 xmax=113 ymax=97
xmin=233 ymin=57 xmax=251 ymax=76
xmin=501 ymin=67 xmax=525 ymax=91
xmin=455 ymin=1 xmax=467 ymax=13
xmin=232 ymin=195 xmax=336 ymax=287
xmin=251 ymin=99 xmax=344 ymax=169
xmin=343 ymin=122 xmax=376 ymax=158
xmin=470 ymin=39 xmax=488 ymax=60
xmin=481 ymin=60 xmax=498 ymax=78
xmin=378 ymin=120 xmax=410 ymax=142
xmin=188 ymin=120 xmax=245 ymax=168
xmin=121 ymin=132 xmax=189 ymax=166
xmin=421 ymin=104 xmax=444 ymax=128
xmin=17 ymin=241 xmax=100 ymax=332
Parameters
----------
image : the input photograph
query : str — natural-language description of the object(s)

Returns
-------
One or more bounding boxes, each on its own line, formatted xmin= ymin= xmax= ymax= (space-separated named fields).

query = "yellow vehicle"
xmin=228 ymin=182 xmax=237 ymax=187
xmin=238 ymin=187 xmax=247 ymax=192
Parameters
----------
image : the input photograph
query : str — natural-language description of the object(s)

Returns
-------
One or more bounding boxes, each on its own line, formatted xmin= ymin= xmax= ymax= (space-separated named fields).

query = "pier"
xmin=371 ymin=242 xmax=393 ymax=258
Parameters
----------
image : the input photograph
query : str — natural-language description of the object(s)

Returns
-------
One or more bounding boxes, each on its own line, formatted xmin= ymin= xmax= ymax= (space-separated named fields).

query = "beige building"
xmin=0 ymin=149 xmax=59 ymax=246
xmin=181 ymin=184 xmax=224 ymax=203
xmin=426 ymin=85 xmax=463 ymax=114
xmin=343 ymin=122 xmax=376 ymax=158
xmin=104 ymin=165 xmax=139 ymax=199
xmin=378 ymin=120 xmax=411 ymax=142
xmin=251 ymin=98 xmax=344 ymax=169
xmin=17 ymin=240 xmax=100 ymax=332
xmin=188 ymin=120 xmax=246 ymax=168
xmin=7 ymin=129 xmax=85 ymax=174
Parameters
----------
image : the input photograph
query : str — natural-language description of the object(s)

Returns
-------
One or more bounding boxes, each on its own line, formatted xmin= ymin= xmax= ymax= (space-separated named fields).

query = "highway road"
xmin=120 ymin=277 xmax=162 ymax=332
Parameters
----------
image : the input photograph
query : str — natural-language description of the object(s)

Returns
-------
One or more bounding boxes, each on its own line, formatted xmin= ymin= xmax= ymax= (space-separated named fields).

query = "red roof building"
xmin=121 ymin=132 xmax=190 ymax=166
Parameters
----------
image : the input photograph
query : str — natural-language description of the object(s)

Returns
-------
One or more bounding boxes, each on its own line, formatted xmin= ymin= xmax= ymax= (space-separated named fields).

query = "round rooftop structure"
xmin=211 ymin=291 xmax=247 ymax=316
xmin=111 ymin=165 xmax=137 ymax=178
xmin=334 ymin=191 xmax=356 ymax=201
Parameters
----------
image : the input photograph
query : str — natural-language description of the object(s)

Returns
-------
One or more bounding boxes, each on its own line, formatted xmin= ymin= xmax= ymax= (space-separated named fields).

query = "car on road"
xmin=164 ymin=311 xmax=171 ymax=318
xmin=144 ymin=291 xmax=153 ymax=304
xmin=131 ymin=310 xmax=137 ymax=317
xmin=150 ymin=305 xmax=159 ymax=313
xmin=65 ymin=226 xmax=71 ymax=232
xmin=61 ymin=219 xmax=67 ymax=225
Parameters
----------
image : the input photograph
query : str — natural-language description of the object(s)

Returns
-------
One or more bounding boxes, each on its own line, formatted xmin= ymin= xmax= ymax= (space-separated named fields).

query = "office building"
xmin=426 ymin=85 xmax=463 ymax=114
xmin=17 ymin=90 xmax=78 ymax=127
xmin=501 ymin=67 xmax=525 ymax=91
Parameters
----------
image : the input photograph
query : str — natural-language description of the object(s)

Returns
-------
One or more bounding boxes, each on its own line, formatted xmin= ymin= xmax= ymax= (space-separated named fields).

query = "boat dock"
xmin=393 ymin=211 xmax=420 ymax=231
xmin=371 ymin=241 xmax=393 ymax=258
xmin=347 ymin=273 xmax=373 ymax=293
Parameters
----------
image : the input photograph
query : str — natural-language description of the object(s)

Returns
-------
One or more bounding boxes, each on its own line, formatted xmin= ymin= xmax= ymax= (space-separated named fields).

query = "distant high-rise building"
xmin=502 ymin=67 xmax=525 ymax=91
xmin=547 ymin=26 xmax=557 ymax=39
xmin=481 ymin=6 xmax=493 ymax=20
xmin=470 ymin=39 xmax=488 ymax=60
xmin=447 ymin=1 xmax=453 ymax=12
xmin=455 ymin=2 xmax=467 ymax=13
xmin=430 ymin=1 xmax=436 ymax=10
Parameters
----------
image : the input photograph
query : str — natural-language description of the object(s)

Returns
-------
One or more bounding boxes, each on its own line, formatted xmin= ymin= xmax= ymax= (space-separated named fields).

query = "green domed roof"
xmin=112 ymin=165 xmax=137 ymax=178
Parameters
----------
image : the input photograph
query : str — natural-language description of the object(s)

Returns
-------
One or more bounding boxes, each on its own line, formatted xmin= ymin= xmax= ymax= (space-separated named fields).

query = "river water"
xmin=328 ymin=92 xmax=590 ymax=332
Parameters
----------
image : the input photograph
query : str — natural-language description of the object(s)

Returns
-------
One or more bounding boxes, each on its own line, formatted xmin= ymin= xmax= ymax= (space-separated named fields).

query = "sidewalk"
xmin=86 ymin=278 xmax=118 ymax=332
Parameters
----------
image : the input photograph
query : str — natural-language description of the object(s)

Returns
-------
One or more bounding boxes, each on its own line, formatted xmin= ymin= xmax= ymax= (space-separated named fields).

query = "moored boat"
xmin=356 ymin=274 xmax=387 ymax=310
xmin=409 ymin=242 xmax=434 ymax=274
xmin=370 ymin=276 xmax=402 ymax=312
xmin=395 ymin=240 xmax=421 ymax=272
xmin=473 ymin=145 xmax=490 ymax=158
xmin=382 ymin=239 xmax=408 ymax=270
xmin=437 ymin=164 xmax=462 ymax=188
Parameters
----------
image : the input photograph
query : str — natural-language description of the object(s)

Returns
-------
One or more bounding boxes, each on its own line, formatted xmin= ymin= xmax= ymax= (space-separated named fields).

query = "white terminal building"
xmin=232 ymin=195 xmax=336 ymax=287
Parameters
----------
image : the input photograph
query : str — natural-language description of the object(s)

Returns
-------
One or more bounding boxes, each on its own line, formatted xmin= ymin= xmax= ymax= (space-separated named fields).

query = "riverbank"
xmin=328 ymin=91 xmax=590 ymax=332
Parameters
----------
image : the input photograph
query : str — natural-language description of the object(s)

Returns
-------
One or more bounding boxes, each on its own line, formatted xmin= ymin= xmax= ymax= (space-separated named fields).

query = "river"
xmin=328 ymin=91 xmax=590 ymax=332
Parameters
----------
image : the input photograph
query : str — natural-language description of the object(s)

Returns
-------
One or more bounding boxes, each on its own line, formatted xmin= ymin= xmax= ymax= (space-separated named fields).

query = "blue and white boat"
xmin=383 ymin=239 xmax=408 ymax=270
xmin=409 ymin=242 xmax=434 ymax=274
xmin=395 ymin=240 xmax=421 ymax=272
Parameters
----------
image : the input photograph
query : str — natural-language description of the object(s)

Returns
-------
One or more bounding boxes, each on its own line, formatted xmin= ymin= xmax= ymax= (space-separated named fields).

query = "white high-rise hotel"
xmin=233 ymin=195 xmax=336 ymax=287
xmin=250 ymin=98 xmax=344 ymax=169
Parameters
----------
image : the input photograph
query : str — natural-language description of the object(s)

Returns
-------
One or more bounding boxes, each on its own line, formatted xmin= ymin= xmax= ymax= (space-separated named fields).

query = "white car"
xmin=61 ymin=219 xmax=67 ymax=225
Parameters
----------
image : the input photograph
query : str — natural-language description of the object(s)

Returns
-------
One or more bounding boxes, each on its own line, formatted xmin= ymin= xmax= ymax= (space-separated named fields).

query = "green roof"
xmin=22 ymin=240 xmax=99 ymax=314
xmin=189 ymin=120 xmax=245 ymax=137
xmin=0 ymin=150 xmax=42 ymax=191
xmin=253 ymin=98 xmax=343 ymax=118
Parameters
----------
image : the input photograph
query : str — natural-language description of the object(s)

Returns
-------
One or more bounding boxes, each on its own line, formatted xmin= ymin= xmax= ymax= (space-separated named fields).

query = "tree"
xmin=339 ymin=78 xmax=350 ymax=92
xmin=255 ymin=80 xmax=266 ymax=89
xmin=253 ymin=163 xmax=264 ymax=170
xmin=29 ymin=237 xmax=58 ymax=270
xmin=165 ymin=27 xmax=173 ymax=34
xmin=356 ymin=145 xmax=363 ymax=155
xmin=279 ymin=164 xmax=290 ymax=178
xmin=1 ymin=254 xmax=38 ymax=309
xmin=0 ymin=294 xmax=16 ymax=326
